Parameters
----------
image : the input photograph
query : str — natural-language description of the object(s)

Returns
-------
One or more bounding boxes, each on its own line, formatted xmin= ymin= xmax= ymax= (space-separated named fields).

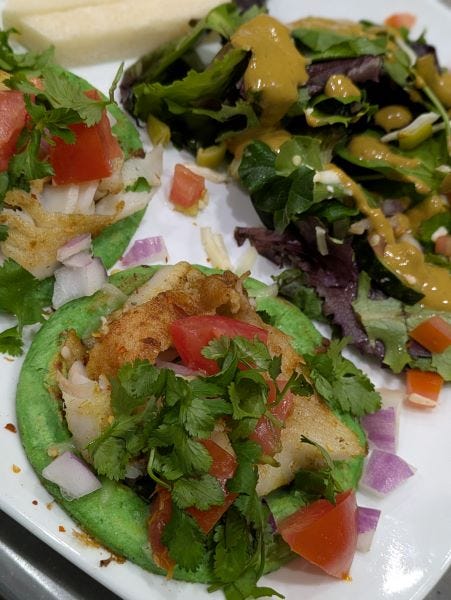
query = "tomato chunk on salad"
xmin=0 ymin=90 xmax=27 ymax=172
xmin=409 ymin=316 xmax=451 ymax=354
xmin=170 ymin=315 xmax=268 ymax=374
xmin=278 ymin=490 xmax=358 ymax=579
xmin=169 ymin=164 xmax=206 ymax=209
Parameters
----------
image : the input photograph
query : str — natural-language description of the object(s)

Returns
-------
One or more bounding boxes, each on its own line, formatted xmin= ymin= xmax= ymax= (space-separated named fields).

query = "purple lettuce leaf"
xmin=307 ymin=55 xmax=382 ymax=96
xmin=235 ymin=218 xmax=385 ymax=361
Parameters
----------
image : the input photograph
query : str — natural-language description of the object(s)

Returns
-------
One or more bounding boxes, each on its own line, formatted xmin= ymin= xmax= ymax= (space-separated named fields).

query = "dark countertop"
xmin=0 ymin=509 xmax=449 ymax=600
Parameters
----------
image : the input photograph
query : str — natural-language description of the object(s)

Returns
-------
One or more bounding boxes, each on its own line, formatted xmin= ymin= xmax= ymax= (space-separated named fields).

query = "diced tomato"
xmin=186 ymin=439 xmax=237 ymax=534
xmin=0 ymin=90 xmax=27 ymax=172
xmin=409 ymin=316 xmax=451 ymax=354
xmin=278 ymin=490 xmax=358 ymax=579
xmin=250 ymin=380 xmax=294 ymax=456
xmin=170 ymin=315 xmax=268 ymax=375
xmin=50 ymin=90 xmax=122 ymax=185
xmin=148 ymin=487 xmax=175 ymax=575
xmin=435 ymin=235 xmax=451 ymax=257
xmin=384 ymin=13 xmax=416 ymax=30
xmin=169 ymin=164 xmax=205 ymax=209
xmin=406 ymin=369 xmax=443 ymax=406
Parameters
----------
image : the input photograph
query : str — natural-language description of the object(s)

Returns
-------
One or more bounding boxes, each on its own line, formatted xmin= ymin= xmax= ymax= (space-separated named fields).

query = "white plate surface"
xmin=0 ymin=1 xmax=450 ymax=599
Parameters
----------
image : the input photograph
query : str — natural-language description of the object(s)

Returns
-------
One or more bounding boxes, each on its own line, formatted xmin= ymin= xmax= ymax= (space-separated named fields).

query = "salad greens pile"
xmin=121 ymin=2 xmax=451 ymax=380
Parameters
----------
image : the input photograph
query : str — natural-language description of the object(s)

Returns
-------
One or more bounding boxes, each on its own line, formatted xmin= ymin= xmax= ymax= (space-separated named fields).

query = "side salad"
xmin=121 ymin=2 xmax=451 ymax=393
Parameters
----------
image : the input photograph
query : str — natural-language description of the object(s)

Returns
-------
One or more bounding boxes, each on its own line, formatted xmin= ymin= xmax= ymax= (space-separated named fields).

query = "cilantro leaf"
xmin=294 ymin=436 xmax=344 ymax=503
xmin=229 ymin=371 xmax=268 ymax=420
xmin=91 ymin=436 xmax=129 ymax=481
xmin=304 ymin=338 xmax=381 ymax=417
xmin=172 ymin=473 xmax=224 ymax=510
xmin=162 ymin=505 xmax=206 ymax=571
xmin=0 ymin=326 xmax=23 ymax=356
xmin=0 ymin=30 xmax=53 ymax=72
xmin=40 ymin=67 xmax=107 ymax=126
xmin=228 ymin=440 xmax=261 ymax=497
xmin=213 ymin=510 xmax=253 ymax=583
xmin=0 ymin=259 xmax=53 ymax=330
xmin=181 ymin=396 xmax=231 ymax=438
xmin=111 ymin=360 xmax=165 ymax=416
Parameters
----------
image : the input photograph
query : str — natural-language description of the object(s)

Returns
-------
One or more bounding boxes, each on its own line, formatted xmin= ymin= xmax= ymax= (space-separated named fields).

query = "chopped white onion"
xmin=313 ymin=169 xmax=341 ymax=185
xmin=360 ymin=449 xmax=415 ymax=495
xmin=61 ymin=251 xmax=93 ymax=268
xmin=125 ymin=461 xmax=145 ymax=479
xmin=154 ymin=358 xmax=201 ymax=377
xmin=361 ymin=406 xmax=397 ymax=453
xmin=381 ymin=112 xmax=439 ymax=143
xmin=40 ymin=183 xmax=80 ymax=214
xmin=182 ymin=163 xmax=228 ymax=183
xmin=40 ymin=181 xmax=98 ymax=215
xmin=431 ymin=226 xmax=449 ymax=242
xmin=406 ymin=392 xmax=437 ymax=407
xmin=200 ymin=227 xmax=233 ymax=270
xmin=235 ymin=243 xmax=258 ymax=276
xmin=42 ymin=451 xmax=102 ymax=500
xmin=315 ymin=226 xmax=328 ymax=256
xmin=75 ymin=181 xmax=98 ymax=214
xmin=121 ymin=236 xmax=168 ymax=267
xmin=349 ymin=218 xmax=370 ymax=235
xmin=57 ymin=234 xmax=92 ymax=263
xmin=399 ymin=233 xmax=422 ymax=250
xmin=95 ymin=190 xmax=150 ymax=218
xmin=52 ymin=257 xmax=107 ymax=309
xmin=357 ymin=506 xmax=381 ymax=552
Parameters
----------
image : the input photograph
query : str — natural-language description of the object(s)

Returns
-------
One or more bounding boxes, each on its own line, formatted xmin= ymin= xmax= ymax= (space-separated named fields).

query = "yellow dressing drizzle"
xmin=324 ymin=74 xmax=360 ymax=99
xmin=347 ymin=135 xmax=430 ymax=194
xmin=226 ymin=126 xmax=291 ymax=158
xmin=328 ymin=164 xmax=451 ymax=311
xmin=231 ymin=14 xmax=309 ymax=126
xmin=374 ymin=105 xmax=413 ymax=132
xmin=415 ymin=54 xmax=451 ymax=108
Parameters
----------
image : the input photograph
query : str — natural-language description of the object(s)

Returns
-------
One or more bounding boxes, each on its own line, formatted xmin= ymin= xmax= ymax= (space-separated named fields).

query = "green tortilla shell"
xmin=16 ymin=266 xmax=358 ymax=583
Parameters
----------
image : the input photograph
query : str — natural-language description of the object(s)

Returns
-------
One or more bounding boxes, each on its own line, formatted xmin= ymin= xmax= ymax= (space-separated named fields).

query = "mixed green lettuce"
xmin=121 ymin=2 xmax=451 ymax=377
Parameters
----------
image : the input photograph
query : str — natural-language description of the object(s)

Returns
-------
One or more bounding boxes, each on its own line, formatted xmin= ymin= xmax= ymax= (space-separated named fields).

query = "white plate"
xmin=1 ymin=1 xmax=450 ymax=599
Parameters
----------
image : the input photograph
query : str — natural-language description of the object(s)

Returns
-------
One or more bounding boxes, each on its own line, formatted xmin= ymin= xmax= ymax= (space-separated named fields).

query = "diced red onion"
xmin=154 ymin=358 xmax=202 ymax=377
xmin=52 ymin=257 xmax=107 ymax=309
xmin=361 ymin=406 xmax=397 ymax=453
xmin=125 ymin=461 xmax=145 ymax=479
xmin=57 ymin=234 xmax=92 ymax=263
xmin=42 ymin=451 xmax=102 ymax=500
xmin=357 ymin=506 xmax=381 ymax=552
xmin=361 ymin=449 xmax=415 ymax=495
xmin=121 ymin=236 xmax=168 ymax=267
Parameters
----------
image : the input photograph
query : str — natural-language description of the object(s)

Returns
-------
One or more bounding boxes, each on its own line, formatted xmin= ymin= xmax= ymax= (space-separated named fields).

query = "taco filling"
xmin=16 ymin=262 xmax=381 ymax=597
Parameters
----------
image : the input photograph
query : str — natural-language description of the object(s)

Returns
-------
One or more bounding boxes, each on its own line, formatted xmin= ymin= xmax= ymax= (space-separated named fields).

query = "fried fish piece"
xmin=86 ymin=264 xmax=259 ymax=379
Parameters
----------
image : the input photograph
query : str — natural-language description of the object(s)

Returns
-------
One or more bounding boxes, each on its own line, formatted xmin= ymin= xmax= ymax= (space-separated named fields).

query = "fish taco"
xmin=16 ymin=262 xmax=380 ymax=597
